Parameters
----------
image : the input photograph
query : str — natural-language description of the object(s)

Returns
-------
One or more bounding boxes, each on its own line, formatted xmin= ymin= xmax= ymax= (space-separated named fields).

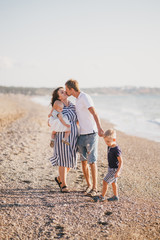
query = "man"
xmin=65 ymin=79 xmax=104 ymax=196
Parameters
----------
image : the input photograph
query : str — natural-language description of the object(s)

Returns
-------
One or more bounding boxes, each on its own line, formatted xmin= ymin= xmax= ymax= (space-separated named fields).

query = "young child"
xmin=94 ymin=128 xmax=123 ymax=202
xmin=48 ymin=100 xmax=71 ymax=147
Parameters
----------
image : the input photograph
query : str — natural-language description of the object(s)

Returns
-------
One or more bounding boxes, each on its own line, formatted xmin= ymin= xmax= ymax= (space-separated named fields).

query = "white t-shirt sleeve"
xmin=83 ymin=94 xmax=94 ymax=109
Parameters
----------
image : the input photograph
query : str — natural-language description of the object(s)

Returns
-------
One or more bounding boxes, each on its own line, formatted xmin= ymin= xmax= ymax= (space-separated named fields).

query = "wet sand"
xmin=0 ymin=94 xmax=160 ymax=240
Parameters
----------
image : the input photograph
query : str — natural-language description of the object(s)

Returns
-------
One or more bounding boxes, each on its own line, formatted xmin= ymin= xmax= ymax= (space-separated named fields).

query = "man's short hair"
xmin=65 ymin=79 xmax=80 ymax=92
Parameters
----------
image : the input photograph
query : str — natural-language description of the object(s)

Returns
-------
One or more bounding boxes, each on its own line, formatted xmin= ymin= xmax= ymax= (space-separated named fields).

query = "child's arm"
xmin=58 ymin=113 xmax=70 ymax=128
xmin=48 ymin=106 xmax=54 ymax=118
xmin=115 ymin=155 xmax=123 ymax=178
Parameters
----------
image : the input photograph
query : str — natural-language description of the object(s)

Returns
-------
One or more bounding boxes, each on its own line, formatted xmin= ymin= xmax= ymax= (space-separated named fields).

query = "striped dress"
xmin=50 ymin=101 xmax=78 ymax=168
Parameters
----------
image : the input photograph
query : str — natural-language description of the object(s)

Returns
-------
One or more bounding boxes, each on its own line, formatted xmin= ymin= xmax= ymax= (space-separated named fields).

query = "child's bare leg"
xmin=62 ymin=129 xmax=71 ymax=145
xmin=50 ymin=131 xmax=56 ymax=148
xmin=64 ymin=130 xmax=71 ymax=140
xmin=102 ymin=180 xmax=108 ymax=197
xmin=51 ymin=131 xmax=56 ymax=139
xmin=93 ymin=180 xmax=108 ymax=202
xmin=112 ymin=182 xmax=118 ymax=197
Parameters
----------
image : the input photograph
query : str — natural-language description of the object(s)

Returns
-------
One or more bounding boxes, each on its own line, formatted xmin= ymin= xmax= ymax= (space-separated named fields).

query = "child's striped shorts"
xmin=104 ymin=167 xmax=118 ymax=184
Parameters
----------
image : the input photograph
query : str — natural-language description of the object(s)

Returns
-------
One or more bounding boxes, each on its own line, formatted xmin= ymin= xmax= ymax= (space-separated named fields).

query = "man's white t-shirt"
xmin=75 ymin=92 xmax=98 ymax=135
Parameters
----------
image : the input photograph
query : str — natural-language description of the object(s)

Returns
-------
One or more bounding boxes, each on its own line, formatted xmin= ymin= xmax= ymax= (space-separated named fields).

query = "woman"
xmin=49 ymin=87 xmax=78 ymax=192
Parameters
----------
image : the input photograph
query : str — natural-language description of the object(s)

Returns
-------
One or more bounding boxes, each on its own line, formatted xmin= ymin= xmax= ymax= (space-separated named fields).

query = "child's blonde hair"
xmin=54 ymin=100 xmax=64 ymax=108
xmin=104 ymin=128 xmax=116 ymax=139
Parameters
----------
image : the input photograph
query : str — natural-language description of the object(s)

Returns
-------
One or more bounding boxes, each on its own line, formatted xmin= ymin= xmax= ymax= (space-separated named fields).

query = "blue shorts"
xmin=77 ymin=132 xmax=98 ymax=164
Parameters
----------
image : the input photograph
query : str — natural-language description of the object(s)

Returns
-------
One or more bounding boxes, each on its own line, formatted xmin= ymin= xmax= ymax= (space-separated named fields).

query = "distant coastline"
xmin=0 ymin=85 xmax=160 ymax=96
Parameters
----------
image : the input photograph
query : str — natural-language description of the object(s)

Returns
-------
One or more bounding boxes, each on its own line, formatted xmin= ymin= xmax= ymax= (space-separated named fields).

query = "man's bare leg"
xmin=90 ymin=162 xmax=97 ymax=190
xmin=81 ymin=160 xmax=91 ymax=187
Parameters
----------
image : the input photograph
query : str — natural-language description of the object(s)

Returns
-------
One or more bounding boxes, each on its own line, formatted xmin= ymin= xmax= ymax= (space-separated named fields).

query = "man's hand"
xmin=98 ymin=127 xmax=104 ymax=137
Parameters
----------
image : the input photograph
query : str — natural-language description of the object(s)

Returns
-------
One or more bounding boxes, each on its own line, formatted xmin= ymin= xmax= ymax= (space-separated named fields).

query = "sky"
xmin=0 ymin=0 xmax=160 ymax=89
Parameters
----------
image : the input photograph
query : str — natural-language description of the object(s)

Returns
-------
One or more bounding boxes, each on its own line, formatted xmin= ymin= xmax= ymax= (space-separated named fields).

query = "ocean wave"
xmin=31 ymin=95 xmax=50 ymax=106
xmin=149 ymin=119 xmax=160 ymax=126
xmin=121 ymin=108 xmax=142 ymax=116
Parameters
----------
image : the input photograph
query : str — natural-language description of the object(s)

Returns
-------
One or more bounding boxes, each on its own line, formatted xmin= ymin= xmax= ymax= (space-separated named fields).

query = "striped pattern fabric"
xmin=50 ymin=102 xmax=78 ymax=168
xmin=104 ymin=167 xmax=117 ymax=184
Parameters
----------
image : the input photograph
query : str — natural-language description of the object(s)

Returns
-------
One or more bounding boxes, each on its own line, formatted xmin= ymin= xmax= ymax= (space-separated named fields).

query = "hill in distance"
xmin=0 ymin=85 xmax=160 ymax=96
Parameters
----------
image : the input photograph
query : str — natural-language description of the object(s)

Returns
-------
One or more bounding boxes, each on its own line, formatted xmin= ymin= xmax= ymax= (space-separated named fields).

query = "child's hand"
xmin=115 ymin=172 xmax=120 ymax=178
xmin=66 ymin=124 xmax=71 ymax=128
xmin=48 ymin=113 xmax=52 ymax=118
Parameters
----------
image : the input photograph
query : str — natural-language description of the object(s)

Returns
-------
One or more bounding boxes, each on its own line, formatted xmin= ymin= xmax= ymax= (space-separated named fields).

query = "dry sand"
xmin=0 ymin=94 xmax=160 ymax=240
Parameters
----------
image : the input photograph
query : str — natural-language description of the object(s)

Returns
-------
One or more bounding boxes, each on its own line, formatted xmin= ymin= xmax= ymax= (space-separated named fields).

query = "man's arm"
xmin=88 ymin=107 xmax=104 ymax=137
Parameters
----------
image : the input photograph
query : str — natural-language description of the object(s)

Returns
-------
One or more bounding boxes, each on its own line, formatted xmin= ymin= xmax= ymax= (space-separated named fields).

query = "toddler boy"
xmin=94 ymin=128 xmax=123 ymax=202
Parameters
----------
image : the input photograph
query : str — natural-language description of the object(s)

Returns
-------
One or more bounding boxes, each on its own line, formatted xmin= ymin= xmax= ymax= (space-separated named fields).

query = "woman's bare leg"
xmin=59 ymin=166 xmax=70 ymax=188
xmin=90 ymin=162 xmax=97 ymax=190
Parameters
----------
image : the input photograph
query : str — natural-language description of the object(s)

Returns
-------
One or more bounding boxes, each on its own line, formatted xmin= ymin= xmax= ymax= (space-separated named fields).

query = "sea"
xmin=32 ymin=94 xmax=160 ymax=143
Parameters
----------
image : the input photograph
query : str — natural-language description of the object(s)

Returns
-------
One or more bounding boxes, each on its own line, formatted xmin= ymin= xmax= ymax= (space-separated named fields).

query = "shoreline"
xmin=0 ymin=94 xmax=160 ymax=240
xmin=101 ymin=118 xmax=160 ymax=144
xmin=31 ymin=94 xmax=160 ymax=143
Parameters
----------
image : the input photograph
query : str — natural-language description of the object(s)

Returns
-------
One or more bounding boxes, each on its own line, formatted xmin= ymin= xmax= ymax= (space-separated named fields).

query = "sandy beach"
xmin=0 ymin=94 xmax=160 ymax=240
